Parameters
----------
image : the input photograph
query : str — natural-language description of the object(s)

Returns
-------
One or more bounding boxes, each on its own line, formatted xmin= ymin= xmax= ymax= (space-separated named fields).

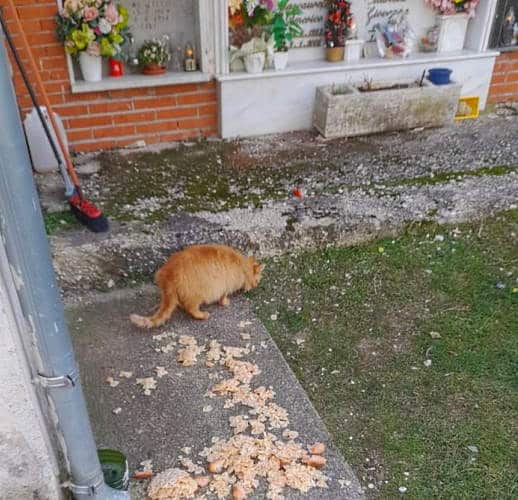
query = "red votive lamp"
xmin=109 ymin=58 xmax=123 ymax=77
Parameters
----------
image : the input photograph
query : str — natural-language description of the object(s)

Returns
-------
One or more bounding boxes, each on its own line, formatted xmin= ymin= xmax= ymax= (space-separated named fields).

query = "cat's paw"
xmin=190 ymin=311 xmax=209 ymax=320
xmin=219 ymin=296 xmax=230 ymax=307
xmin=130 ymin=314 xmax=152 ymax=328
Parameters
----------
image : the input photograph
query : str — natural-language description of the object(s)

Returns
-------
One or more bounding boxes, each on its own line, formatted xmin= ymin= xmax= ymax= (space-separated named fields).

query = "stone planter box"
xmin=313 ymin=79 xmax=462 ymax=139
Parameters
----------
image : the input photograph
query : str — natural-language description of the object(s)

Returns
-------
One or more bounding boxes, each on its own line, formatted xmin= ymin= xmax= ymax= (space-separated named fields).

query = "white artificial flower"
xmin=98 ymin=17 xmax=112 ymax=35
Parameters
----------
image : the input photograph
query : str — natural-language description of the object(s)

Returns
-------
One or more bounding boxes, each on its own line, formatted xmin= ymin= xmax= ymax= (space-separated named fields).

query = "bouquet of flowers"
xmin=424 ymin=0 xmax=480 ymax=17
xmin=229 ymin=0 xmax=277 ymax=30
xmin=137 ymin=38 xmax=171 ymax=68
xmin=56 ymin=0 xmax=130 ymax=59
xmin=229 ymin=0 xmax=278 ymax=49
xmin=325 ymin=1 xmax=354 ymax=48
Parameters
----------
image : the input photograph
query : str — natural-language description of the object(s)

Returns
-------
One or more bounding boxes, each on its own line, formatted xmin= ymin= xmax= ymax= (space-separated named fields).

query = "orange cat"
xmin=130 ymin=244 xmax=264 ymax=328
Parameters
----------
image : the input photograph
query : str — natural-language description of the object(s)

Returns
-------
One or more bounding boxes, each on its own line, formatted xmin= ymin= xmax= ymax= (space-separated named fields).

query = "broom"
xmin=0 ymin=3 xmax=109 ymax=233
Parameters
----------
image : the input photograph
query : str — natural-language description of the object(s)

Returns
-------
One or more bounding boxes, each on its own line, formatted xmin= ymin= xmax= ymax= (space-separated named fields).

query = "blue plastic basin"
xmin=427 ymin=67 xmax=452 ymax=85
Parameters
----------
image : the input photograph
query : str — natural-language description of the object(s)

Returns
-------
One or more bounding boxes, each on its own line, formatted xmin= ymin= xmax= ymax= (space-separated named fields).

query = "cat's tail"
xmin=130 ymin=282 xmax=178 ymax=329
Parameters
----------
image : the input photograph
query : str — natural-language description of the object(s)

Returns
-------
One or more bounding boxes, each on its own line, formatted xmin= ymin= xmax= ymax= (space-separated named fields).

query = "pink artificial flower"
xmin=260 ymin=0 xmax=276 ymax=10
xmin=104 ymin=2 xmax=120 ymax=25
xmin=87 ymin=41 xmax=101 ymax=56
xmin=83 ymin=6 xmax=99 ymax=22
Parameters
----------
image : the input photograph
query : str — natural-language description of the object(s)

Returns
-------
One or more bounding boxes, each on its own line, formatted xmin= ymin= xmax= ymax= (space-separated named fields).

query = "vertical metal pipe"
xmin=0 ymin=26 xmax=127 ymax=500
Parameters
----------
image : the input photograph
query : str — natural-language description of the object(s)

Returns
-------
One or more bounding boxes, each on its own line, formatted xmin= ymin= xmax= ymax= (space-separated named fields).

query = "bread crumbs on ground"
xmin=158 ymin=338 xmax=330 ymax=499
xmin=106 ymin=377 xmax=119 ymax=387
xmin=155 ymin=366 xmax=169 ymax=378
xmin=136 ymin=377 xmax=158 ymax=396
xmin=148 ymin=468 xmax=199 ymax=499
xmin=180 ymin=457 xmax=204 ymax=475
xmin=229 ymin=415 xmax=249 ymax=435
xmin=177 ymin=337 xmax=203 ymax=366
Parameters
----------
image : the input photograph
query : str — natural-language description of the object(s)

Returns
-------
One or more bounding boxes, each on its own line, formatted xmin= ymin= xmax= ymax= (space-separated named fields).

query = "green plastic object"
xmin=97 ymin=449 xmax=129 ymax=491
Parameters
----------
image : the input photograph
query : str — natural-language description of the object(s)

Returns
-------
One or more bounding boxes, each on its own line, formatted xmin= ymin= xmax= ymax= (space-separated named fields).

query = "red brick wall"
xmin=488 ymin=51 xmax=518 ymax=104
xmin=1 ymin=0 xmax=218 ymax=152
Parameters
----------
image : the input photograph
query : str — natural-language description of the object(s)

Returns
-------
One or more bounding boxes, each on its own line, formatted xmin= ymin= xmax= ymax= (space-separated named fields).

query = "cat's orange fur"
xmin=130 ymin=244 xmax=264 ymax=328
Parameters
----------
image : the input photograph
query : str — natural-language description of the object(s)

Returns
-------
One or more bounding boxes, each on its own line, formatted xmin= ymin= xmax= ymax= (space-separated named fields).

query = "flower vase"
xmin=326 ymin=47 xmax=345 ymax=63
xmin=273 ymin=51 xmax=289 ymax=71
xmin=142 ymin=63 xmax=167 ymax=76
xmin=79 ymin=52 xmax=102 ymax=82
xmin=436 ymin=13 xmax=469 ymax=53
xmin=345 ymin=39 xmax=363 ymax=62
xmin=244 ymin=52 xmax=265 ymax=74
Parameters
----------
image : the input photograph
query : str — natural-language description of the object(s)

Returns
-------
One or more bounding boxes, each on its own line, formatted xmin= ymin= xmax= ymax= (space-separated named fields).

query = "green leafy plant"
xmin=270 ymin=0 xmax=303 ymax=51
xmin=137 ymin=38 xmax=171 ymax=67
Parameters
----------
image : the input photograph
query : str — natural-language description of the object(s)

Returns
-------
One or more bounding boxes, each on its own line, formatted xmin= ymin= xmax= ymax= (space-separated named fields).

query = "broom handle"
xmin=0 ymin=7 xmax=75 ymax=195
xmin=5 ymin=0 xmax=81 ymax=190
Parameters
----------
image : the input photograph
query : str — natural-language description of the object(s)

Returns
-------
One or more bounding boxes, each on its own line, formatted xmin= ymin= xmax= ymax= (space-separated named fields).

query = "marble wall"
xmin=120 ymin=0 xmax=196 ymax=48
xmin=291 ymin=0 xmax=438 ymax=48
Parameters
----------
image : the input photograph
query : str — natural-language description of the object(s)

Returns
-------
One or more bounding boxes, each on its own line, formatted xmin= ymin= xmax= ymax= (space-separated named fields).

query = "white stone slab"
xmin=218 ymin=50 xmax=498 ymax=138
xmin=71 ymin=70 xmax=211 ymax=94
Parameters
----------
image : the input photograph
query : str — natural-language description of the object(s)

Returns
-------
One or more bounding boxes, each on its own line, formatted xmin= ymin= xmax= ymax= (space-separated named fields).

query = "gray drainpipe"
xmin=0 ymin=29 xmax=128 ymax=500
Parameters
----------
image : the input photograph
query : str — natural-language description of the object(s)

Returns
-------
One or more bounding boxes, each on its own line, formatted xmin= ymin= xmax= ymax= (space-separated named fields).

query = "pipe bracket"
xmin=68 ymin=475 xmax=105 ymax=496
xmin=38 ymin=367 xmax=79 ymax=389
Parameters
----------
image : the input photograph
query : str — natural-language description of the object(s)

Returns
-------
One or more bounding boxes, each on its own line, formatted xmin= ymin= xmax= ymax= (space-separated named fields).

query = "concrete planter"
xmin=313 ymin=79 xmax=461 ymax=138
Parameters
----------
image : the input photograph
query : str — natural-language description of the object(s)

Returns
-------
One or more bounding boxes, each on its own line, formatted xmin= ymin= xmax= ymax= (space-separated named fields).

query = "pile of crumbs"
xmin=146 ymin=326 xmax=329 ymax=499
xmin=176 ymin=335 xmax=204 ymax=366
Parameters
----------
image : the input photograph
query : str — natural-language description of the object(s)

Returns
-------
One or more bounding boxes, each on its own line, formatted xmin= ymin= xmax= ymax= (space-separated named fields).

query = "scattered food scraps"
xmin=282 ymin=429 xmax=299 ymax=440
xmin=309 ymin=442 xmax=326 ymax=455
xmin=140 ymin=459 xmax=154 ymax=472
xmin=153 ymin=330 xmax=176 ymax=341
xmin=112 ymin=407 xmax=122 ymax=415
xmin=134 ymin=470 xmax=154 ymax=480
xmin=106 ymin=377 xmax=119 ymax=387
xmin=202 ymin=405 xmax=213 ymax=413
xmin=156 ymin=336 xmax=331 ymax=499
xmin=147 ymin=468 xmax=199 ymax=500
xmin=136 ymin=377 xmax=158 ymax=396
xmin=119 ymin=370 xmax=133 ymax=379
xmin=177 ymin=336 xmax=203 ymax=366
xmin=229 ymin=415 xmax=249 ymax=435
xmin=155 ymin=366 xmax=169 ymax=378
xmin=179 ymin=457 xmax=204 ymax=475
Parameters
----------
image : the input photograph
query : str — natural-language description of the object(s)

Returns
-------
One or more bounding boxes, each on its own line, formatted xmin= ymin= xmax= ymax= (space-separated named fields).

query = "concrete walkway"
xmin=67 ymin=287 xmax=363 ymax=499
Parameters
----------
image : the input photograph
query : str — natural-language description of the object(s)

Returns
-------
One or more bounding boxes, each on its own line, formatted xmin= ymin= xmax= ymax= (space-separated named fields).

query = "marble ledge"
xmin=216 ymin=49 xmax=500 ymax=82
xmin=71 ymin=71 xmax=212 ymax=94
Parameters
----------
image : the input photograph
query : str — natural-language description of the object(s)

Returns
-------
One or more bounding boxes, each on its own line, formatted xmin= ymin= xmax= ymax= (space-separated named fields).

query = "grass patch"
xmin=43 ymin=210 xmax=79 ymax=235
xmin=250 ymin=210 xmax=518 ymax=498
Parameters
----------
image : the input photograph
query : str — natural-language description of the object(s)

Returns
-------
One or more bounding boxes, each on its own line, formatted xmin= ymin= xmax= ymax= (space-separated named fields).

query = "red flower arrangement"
xmin=325 ymin=0 xmax=353 ymax=48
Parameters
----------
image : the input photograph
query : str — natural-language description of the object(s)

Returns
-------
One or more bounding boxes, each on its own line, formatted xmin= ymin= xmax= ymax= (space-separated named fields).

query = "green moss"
xmin=44 ymin=210 xmax=79 ymax=235
xmin=384 ymin=164 xmax=516 ymax=188
xmin=74 ymin=138 xmax=517 ymax=227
